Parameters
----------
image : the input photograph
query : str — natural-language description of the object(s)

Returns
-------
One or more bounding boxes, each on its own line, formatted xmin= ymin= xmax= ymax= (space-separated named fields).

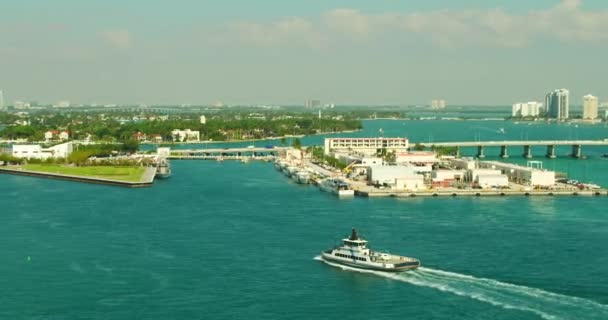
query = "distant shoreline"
xmin=141 ymin=129 xmax=362 ymax=145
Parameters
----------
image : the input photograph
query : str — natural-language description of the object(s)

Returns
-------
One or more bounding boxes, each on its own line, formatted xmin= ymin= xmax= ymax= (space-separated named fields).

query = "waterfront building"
xmin=395 ymin=175 xmax=425 ymax=191
xmin=324 ymin=138 xmax=409 ymax=156
xmin=476 ymin=175 xmax=509 ymax=189
xmin=200 ymin=115 xmax=206 ymax=124
xmin=545 ymin=89 xmax=569 ymax=119
xmin=431 ymin=169 xmax=466 ymax=187
xmin=367 ymin=165 xmax=416 ymax=185
xmin=478 ymin=161 xmax=555 ymax=187
xmin=430 ymin=99 xmax=446 ymax=109
xmin=582 ymin=94 xmax=598 ymax=120
xmin=12 ymin=142 xmax=74 ymax=160
xmin=512 ymin=102 xmax=542 ymax=117
xmin=171 ymin=129 xmax=200 ymax=142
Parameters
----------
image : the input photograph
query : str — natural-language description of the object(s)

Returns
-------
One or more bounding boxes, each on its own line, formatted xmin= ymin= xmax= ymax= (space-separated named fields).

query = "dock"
xmin=355 ymin=189 xmax=608 ymax=197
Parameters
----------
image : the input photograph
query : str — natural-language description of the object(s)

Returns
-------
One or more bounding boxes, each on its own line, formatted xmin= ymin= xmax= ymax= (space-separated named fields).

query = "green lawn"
xmin=22 ymin=164 xmax=146 ymax=182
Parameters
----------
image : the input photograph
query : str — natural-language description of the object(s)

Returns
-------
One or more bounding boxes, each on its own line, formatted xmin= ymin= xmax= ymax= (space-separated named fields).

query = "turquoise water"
xmin=2 ymin=120 xmax=608 ymax=319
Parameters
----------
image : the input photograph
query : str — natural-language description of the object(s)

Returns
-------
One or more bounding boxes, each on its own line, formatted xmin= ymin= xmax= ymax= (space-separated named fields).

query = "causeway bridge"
xmin=418 ymin=139 xmax=608 ymax=158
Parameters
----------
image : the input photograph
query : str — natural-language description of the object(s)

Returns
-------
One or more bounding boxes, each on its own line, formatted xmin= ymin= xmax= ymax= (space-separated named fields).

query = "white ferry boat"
xmin=319 ymin=178 xmax=354 ymax=196
xmin=321 ymin=229 xmax=420 ymax=272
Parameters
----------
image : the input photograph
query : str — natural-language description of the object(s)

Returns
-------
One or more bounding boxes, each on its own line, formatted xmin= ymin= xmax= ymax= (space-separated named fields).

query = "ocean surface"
xmin=2 ymin=119 xmax=608 ymax=319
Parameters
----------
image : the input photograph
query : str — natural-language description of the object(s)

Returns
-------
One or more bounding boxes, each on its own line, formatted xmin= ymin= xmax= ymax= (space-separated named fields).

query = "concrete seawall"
xmin=356 ymin=189 xmax=608 ymax=197
xmin=0 ymin=166 xmax=156 ymax=188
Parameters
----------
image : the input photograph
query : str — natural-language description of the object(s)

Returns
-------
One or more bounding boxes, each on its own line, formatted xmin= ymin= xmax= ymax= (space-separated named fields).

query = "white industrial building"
xmin=324 ymin=138 xmax=409 ymax=156
xmin=395 ymin=175 xmax=425 ymax=191
xmin=476 ymin=175 xmax=509 ymax=188
xmin=12 ymin=142 xmax=74 ymax=160
xmin=367 ymin=165 xmax=416 ymax=185
xmin=449 ymin=158 xmax=477 ymax=170
xmin=478 ymin=161 xmax=555 ymax=187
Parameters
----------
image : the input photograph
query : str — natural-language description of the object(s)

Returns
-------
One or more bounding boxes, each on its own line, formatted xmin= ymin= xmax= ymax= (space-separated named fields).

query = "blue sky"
xmin=1 ymin=0 xmax=607 ymax=105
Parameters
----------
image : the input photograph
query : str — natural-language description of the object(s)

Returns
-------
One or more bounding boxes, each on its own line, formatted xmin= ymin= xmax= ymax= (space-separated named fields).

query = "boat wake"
xmin=315 ymin=256 xmax=608 ymax=320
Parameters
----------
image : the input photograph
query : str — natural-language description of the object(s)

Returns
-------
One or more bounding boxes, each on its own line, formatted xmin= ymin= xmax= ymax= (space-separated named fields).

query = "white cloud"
xmin=225 ymin=0 xmax=608 ymax=49
xmin=100 ymin=29 xmax=131 ymax=48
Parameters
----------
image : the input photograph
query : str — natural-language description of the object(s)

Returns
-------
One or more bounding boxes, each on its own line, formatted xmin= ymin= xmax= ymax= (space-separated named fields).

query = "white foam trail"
xmin=315 ymin=256 xmax=608 ymax=320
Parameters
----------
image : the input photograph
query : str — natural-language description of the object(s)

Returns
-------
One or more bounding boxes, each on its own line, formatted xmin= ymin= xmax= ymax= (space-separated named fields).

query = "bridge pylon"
xmin=523 ymin=145 xmax=532 ymax=159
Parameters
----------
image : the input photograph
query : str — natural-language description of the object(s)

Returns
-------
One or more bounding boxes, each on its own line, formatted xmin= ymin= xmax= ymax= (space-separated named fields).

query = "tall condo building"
xmin=512 ymin=101 xmax=542 ymax=117
xmin=430 ymin=99 xmax=446 ymax=109
xmin=545 ymin=89 xmax=569 ymax=119
xmin=582 ymin=94 xmax=598 ymax=120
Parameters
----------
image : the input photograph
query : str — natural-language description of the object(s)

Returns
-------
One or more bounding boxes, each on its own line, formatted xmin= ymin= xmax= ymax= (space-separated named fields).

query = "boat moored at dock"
xmin=155 ymin=159 xmax=171 ymax=179
xmin=319 ymin=178 xmax=354 ymax=196
xmin=321 ymin=229 xmax=420 ymax=272
xmin=292 ymin=170 xmax=311 ymax=184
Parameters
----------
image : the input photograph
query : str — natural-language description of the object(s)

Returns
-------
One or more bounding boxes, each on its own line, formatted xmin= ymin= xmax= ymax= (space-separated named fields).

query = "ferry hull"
xmin=320 ymin=252 xmax=419 ymax=272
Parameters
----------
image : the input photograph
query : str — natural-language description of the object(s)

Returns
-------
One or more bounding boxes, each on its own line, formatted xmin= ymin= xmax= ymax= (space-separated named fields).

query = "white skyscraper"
xmin=545 ymin=89 xmax=569 ymax=119
xmin=582 ymin=94 xmax=598 ymax=120
xmin=430 ymin=99 xmax=446 ymax=109
xmin=512 ymin=101 xmax=542 ymax=117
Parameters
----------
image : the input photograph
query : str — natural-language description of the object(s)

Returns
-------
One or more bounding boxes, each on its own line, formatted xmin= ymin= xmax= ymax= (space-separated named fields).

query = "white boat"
xmin=274 ymin=159 xmax=287 ymax=171
xmin=155 ymin=158 xmax=171 ymax=179
xmin=321 ymin=229 xmax=420 ymax=272
xmin=319 ymin=178 xmax=354 ymax=196
xmin=285 ymin=165 xmax=299 ymax=177
xmin=292 ymin=170 xmax=310 ymax=184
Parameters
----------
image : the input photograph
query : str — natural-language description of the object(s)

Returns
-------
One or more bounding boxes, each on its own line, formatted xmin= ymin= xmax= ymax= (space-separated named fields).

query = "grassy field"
xmin=22 ymin=164 xmax=146 ymax=182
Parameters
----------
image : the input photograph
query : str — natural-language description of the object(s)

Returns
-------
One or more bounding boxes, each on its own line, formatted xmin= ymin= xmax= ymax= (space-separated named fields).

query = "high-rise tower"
xmin=545 ymin=89 xmax=569 ymax=119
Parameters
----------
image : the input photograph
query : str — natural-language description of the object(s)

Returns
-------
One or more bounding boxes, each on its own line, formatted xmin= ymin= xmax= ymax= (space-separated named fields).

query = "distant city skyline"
xmin=1 ymin=0 xmax=607 ymax=105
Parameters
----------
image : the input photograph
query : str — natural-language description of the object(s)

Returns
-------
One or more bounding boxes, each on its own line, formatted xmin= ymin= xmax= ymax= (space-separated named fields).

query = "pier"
xmin=419 ymin=139 xmax=608 ymax=158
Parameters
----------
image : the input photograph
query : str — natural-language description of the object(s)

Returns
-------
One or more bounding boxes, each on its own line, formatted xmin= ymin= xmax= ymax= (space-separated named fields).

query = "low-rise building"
xmin=449 ymin=158 xmax=477 ymax=170
xmin=395 ymin=151 xmax=437 ymax=164
xmin=466 ymin=169 xmax=501 ymax=182
xmin=12 ymin=142 xmax=74 ymax=159
xmin=476 ymin=174 xmax=509 ymax=189
xmin=395 ymin=175 xmax=425 ymax=191
xmin=478 ymin=161 xmax=555 ymax=187
xmin=324 ymin=137 xmax=409 ymax=156
xmin=367 ymin=165 xmax=416 ymax=185
xmin=58 ymin=131 xmax=69 ymax=140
